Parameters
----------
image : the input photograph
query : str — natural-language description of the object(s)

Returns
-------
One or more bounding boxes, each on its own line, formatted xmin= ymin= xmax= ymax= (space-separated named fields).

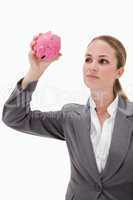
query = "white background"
xmin=0 ymin=0 xmax=133 ymax=199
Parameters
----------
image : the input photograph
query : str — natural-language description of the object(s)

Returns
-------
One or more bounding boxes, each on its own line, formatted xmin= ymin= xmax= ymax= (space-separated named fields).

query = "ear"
xmin=117 ymin=67 xmax=124 ymax=78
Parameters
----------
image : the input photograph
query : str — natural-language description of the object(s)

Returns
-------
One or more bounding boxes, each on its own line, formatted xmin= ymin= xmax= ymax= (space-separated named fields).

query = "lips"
xmin=87 ymin=74 xmax=99 ymax=79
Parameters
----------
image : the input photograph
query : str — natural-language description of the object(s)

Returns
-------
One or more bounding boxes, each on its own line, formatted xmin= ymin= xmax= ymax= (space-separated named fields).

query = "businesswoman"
xmin=2 ymin=34 xmax=133 ymax=200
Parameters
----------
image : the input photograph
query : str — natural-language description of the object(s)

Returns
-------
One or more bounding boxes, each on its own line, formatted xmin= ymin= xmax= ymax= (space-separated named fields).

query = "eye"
xmin=85 ymin=58 xmax=109 ymax=64
xmin=85 ymin=58 xmax=92 ymax=63
xmin=99 ymin=59 xmax=109 ymax=64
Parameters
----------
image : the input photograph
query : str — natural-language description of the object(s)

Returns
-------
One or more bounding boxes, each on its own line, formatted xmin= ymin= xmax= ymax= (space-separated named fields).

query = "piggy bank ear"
xmin=54 ymin=53 xmax=62 ymax=60
xmin=38 ymin=33 xmax=43 ymax=36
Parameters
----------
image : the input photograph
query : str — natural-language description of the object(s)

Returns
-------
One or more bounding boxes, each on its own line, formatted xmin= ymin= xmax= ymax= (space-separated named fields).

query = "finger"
xmin=31 ymin=50 xmax=36 ymax=55
xmin=28 ymin=50 xmax=35 ymax=58
xmin=33 ymin=33 xmax=43 ymax=40
xmin=33 ymin=35 xmax=38 ymax=40
xmin=30 ymin=40 xmax=36 ymax=48
xmin=28 ymin=50 xmax=33 ymax=60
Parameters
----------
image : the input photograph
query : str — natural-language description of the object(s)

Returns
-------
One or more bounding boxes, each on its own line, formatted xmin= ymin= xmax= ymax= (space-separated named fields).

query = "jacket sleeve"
xmin=2 ymin=77 xmax=66 ymax=141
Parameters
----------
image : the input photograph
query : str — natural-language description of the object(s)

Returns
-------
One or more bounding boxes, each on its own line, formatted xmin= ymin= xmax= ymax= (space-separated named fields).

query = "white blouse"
xmin=89 ymin=94 xmax=119 ymax=173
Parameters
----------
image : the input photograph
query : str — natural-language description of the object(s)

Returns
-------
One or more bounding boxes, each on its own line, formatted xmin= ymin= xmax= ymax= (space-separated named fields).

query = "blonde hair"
xmin=88 ymin=35 xmax=129 ymax=102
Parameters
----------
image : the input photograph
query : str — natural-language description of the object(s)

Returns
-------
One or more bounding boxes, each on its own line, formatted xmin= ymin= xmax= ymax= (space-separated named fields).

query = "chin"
xmin=85 ymin=81 xmax=99 ymax=89
xmin=88 ymin=85 xmax=104 ymax=93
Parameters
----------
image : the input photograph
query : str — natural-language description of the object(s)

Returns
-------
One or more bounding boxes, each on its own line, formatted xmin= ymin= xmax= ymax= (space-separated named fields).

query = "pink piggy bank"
xmin=32 ymin=31 xmax=61 ymax=61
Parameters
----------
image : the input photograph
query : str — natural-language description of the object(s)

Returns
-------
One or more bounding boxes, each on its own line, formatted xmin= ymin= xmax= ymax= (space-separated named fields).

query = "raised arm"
xmin=2 ymin=34 xmax=65 ymax=140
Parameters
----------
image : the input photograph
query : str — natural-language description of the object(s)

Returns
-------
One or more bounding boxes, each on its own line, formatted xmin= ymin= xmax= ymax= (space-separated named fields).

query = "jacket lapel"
xmin=100 ymin=96 xmax=133 ymax=181
xmin=81 ymin=95 xmax=133 ymax=183
xmin=77 ymin=105 xmax=102 ymax=184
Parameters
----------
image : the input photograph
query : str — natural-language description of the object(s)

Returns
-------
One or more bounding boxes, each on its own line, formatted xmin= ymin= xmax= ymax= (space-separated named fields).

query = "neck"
xmin=90 ymin=88 xmax=116 ymax=114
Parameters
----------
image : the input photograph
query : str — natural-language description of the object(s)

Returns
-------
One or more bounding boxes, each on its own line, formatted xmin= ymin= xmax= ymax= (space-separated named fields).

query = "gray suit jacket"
xmin=2 ymin=77 xmax=133 ymax=200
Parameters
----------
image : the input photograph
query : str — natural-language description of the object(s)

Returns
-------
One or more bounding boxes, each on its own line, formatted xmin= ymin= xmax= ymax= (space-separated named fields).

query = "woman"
xmin=2 ymin=34 xmax=133 ymax=200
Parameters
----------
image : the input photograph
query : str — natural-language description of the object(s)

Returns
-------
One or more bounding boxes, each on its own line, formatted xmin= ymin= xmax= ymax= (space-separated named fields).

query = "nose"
xmin=89 ymin=61 xmax=98 ymax=72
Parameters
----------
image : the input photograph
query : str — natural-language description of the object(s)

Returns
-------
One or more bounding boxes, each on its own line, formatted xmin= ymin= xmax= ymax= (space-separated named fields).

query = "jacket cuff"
xmin=17 ymin=77 xmax=38 ymax=92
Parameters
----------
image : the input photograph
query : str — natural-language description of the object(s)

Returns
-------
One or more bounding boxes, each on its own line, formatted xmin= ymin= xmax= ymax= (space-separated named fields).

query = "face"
xmin=83 ymin=39 xmax=124 ymax=92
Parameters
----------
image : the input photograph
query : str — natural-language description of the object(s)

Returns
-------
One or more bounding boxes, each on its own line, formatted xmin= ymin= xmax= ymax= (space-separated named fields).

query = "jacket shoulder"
xmin=62 ymin=103 xmax=84 ymax=114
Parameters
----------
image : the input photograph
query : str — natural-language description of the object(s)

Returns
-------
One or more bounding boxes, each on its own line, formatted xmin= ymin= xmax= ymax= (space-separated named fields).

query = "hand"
xmin=27 ymin=33 xmax=62 ymax=80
